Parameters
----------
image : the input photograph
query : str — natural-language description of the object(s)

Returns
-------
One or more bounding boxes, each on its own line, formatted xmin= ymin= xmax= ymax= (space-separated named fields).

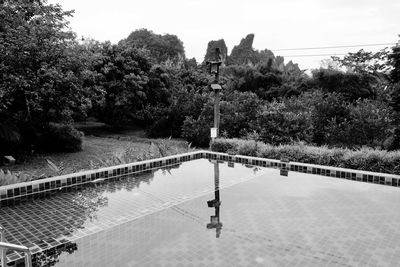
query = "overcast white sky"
xmin=49 ymin=0 xmax=399 ymax=70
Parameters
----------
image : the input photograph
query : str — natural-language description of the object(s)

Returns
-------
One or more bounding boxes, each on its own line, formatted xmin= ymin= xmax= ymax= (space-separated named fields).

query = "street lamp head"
xmin=206 ymin=60 xmax=222 ymax=74
xmin=206 ymin=48 xmax=223 ymax=74
xmin=210 ymin=84 xmax=222 ymax=91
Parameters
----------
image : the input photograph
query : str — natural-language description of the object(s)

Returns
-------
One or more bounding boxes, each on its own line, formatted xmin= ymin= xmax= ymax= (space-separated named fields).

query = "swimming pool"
xmin=1 ymin=152 xmax=400 ymax=266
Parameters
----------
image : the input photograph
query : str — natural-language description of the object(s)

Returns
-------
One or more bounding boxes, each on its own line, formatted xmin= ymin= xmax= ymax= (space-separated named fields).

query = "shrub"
xmin=336 ymin=99 xmax=393 ymax=147
xmin=211 ymin=138 xmax=239 ymax=153
xmin=310 ymin=92 xmax=351 ymax=145
xmin=0 ymin=122 xmax=21 ymax=155
xmin=211 ymin=138 xmax=400 ymax=174
xmin=255 ymin=97 xmax=313 ymax=145
xmin=219 ymin=91 xmax=261 ymax=138
xmin=311 ymin=68 xmax=376 ymax=101
xmin=181 ymin=116 xmax=211 ymax=147
xmin=147 ymin=117 xmax=174 ymax=138
xmin=0 ymin=169 xmax=31 ymax=186
xmin=40 ymin=123 xmax=83 ymax=152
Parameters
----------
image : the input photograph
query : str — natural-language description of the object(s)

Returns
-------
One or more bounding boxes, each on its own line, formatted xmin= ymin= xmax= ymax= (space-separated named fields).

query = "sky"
xmin=48 ymin=0 xmax=400 ymax=70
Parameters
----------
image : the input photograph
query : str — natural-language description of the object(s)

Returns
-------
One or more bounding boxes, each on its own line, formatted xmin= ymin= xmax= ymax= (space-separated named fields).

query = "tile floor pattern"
xmin=55 ymin=172 xmax=400 ymax=267
xmin=2 ymin=159 xmax=400 ymax=266
xmin=0 ymin=159 xmax=268 ymax=265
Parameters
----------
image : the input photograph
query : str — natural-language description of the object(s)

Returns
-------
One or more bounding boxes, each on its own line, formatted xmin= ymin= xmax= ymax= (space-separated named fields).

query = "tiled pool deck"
xmin=57 ymin=173 xmax=400 ymax=266
xmin=1 ymin=151 xmax=400 ymax=266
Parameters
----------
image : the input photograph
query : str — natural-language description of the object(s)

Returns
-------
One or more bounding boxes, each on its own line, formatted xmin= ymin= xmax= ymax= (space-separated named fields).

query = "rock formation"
xmin=202 ymin=33 xmax=303 ymax=73
xmin=203 ymin=39 xmax=228 ymax=65
xmin=228 ymin=34 xmax=259 ymax=65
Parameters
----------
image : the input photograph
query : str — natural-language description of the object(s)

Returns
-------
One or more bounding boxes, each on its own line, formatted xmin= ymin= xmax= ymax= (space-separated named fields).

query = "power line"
xmin=272 ymin=43 xmax=396 ymax=52
xmin=281 ymin=51 xmax=400 ymax=58
xmin=282 ymin=53 xmax=347 ymax=58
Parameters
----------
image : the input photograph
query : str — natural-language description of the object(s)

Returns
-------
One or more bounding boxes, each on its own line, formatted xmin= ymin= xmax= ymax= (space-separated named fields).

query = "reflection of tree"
xmin=2 ymin=164 xmax=182 ymax=266
xmin=161 ymin=163 xmax=181 ymax=176
xmin=253 ymin=166 xmax=261 ymax=175
xmin=114 ymin=170 xmax=155 ymax=192
xmin=111 ymin=163 xmax=180 ymax=192
xmin=71 ymin=186 xmax=109 ymax=221
xmin=32 ymin=242 xmax=77 ymax=267
xmin=244 ymin=164 xmax=262 ymax=175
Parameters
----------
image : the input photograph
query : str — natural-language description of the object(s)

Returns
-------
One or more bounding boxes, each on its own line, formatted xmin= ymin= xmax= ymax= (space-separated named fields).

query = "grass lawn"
xmin=0 ymin=130 xmax=194 ymax=186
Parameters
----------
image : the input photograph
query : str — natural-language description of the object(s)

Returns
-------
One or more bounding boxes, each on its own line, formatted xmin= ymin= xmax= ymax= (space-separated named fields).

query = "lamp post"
xmin=206 ymin=161 xmax=223 ymax=238
xmin=206 ymin=48 xmax=222 ymax=141
xmin=206 ymin=49 xmax=223 ymax=237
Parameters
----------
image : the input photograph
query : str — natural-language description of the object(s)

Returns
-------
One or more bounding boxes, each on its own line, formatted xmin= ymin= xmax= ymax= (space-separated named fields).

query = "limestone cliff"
xmin=203 ymin=39 xmax=228 ymax=65
xmin=202 ymin=33 xmax=303 ymax=73
xmin=228 ymin=34 xmax=259 ymax=65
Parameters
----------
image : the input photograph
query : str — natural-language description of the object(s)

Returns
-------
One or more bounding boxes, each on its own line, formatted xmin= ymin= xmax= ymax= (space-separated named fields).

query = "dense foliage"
xmin=1 ymin=0 xmax=399 ymax=158
xmin=211 ymin=138 xmax=400 ymax=175
xmin=0 ymin=0 xmax=101 ymax=154
xmin=122 ymin=29 xmax=185 ymax=65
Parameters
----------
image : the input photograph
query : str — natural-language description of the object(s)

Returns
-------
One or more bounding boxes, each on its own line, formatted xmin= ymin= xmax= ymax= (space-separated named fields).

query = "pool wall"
xmin=1 ymin=150 xmax=400 ymax=206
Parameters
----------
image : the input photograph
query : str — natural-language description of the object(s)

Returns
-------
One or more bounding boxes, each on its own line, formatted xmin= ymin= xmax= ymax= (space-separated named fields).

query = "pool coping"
xmin=1 ymin=150 xmax=400 ymax=204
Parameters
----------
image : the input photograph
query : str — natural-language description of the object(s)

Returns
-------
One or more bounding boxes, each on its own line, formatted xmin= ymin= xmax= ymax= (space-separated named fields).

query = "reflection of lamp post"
xmin=206 ymin=48 xmax=222 ymax=141
xmin=206 ymin=161 xmax=223 ymax=238
xmin=280 ymin=157 xmax=289 ymax=176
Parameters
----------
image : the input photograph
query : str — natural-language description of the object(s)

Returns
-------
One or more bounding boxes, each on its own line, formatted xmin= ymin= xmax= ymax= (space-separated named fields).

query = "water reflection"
xmin=32 ymin=242 xmax=77 ymax=267
xmin=206 ymin=161 xmax=223 ymax=238
xmin=2 ymin=160 xmax=266 ymax=266
xmin=1 ymin=170 xmax=160 ymax=266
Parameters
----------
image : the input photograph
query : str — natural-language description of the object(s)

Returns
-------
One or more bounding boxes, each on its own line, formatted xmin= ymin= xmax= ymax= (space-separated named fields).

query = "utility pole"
xmin=206 ymin=48 xmax=222 ymax=141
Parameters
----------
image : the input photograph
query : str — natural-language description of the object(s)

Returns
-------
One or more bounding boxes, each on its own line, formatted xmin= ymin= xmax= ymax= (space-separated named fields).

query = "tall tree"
xmin=332 ymin=48 xmax=391 ymax=76
xmin=388 ymin=38 xmax=400 ymax=149
xmin=0 ymin=0 xmax=100 ymax=152
xmin=122 ymin=29 xmax=185 ymax=66
xmin=389 ymin=38 xmax=400 ymax=83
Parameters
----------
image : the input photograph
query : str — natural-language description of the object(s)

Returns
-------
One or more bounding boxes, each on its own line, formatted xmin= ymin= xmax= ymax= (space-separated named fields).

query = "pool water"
xmin=2 ymin=158 xmax=400 ymax=266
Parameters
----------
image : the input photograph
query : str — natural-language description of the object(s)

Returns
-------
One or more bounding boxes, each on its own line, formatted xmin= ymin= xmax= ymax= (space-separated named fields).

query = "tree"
xmin=220 ymin=91 xmax=261 ymax=137
xmin=122 ymin=29 xmax=185 ymax=66
xmin=96 ymin=43 xmax=153 ymax=125
xmin=388 ymin=39 xmax=400 ymax=83
xmin=332 ymin=48 xmax=391 ymax=76
xmin=388 ymin=39 xmax=400 ymax=149
xmin=147 ymin=67 xmax=209 ymax=138
xmin=0 ymin=0 xmax=98 ymax=153
xmin=255 ymin=95 xmax=313 ymax=145
xmin=311 ymin=68 xmax=376 ymax=101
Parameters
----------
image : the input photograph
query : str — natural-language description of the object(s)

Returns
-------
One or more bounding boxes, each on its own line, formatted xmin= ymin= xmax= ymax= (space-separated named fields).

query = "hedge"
xmin=210 ymin=138 xmax=400 ymax=175
xmin=40 ymin=123 xmax=83 ymax=152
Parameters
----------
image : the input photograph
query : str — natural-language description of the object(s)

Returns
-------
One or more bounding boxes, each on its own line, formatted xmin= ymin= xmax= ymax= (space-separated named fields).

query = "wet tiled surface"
xmin=0 ymin=159 xmax=267 ymax=266
xmin=2 ymin=151 xmax=400 ymax=208
xmin=54 ymin=170 xmax=400 ymax=267
xmin=2 ymin=158 xmax=400 ymax=266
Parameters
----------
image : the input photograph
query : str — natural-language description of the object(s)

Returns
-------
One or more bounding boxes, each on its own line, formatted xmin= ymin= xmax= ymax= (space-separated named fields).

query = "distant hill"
xmin=203 ymin=33 xmax=301 ymax=73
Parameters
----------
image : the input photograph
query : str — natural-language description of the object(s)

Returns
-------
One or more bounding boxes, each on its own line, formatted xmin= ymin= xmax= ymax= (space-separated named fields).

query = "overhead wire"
xmin=281 ymin=53 xmax=347 ymax=58
xmin=267 ymin=42 xmax=398 ymax=58
xmin=280 ymin=51 xmax=400 ymax=58
xmin=271 ymin=43 xmax=397 ymax=51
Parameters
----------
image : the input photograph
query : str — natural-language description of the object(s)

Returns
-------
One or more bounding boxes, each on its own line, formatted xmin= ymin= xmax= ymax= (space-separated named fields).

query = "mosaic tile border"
xmin=1 ymin=150 xmax=400 ymax=206
xmin=205 ymin=151 xmax=400 ymax=187
xmin=0 ymin=152 xmax=202 ymax=206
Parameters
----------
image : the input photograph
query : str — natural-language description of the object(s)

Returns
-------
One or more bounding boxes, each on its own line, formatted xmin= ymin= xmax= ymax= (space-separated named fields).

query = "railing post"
xmin=0 ymin=226 xmax=32 ymax=267
xmin=0 ymin=227 xmax=6 ymax=267
xmin=25 ymin=251 xmax=32 ymax=267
